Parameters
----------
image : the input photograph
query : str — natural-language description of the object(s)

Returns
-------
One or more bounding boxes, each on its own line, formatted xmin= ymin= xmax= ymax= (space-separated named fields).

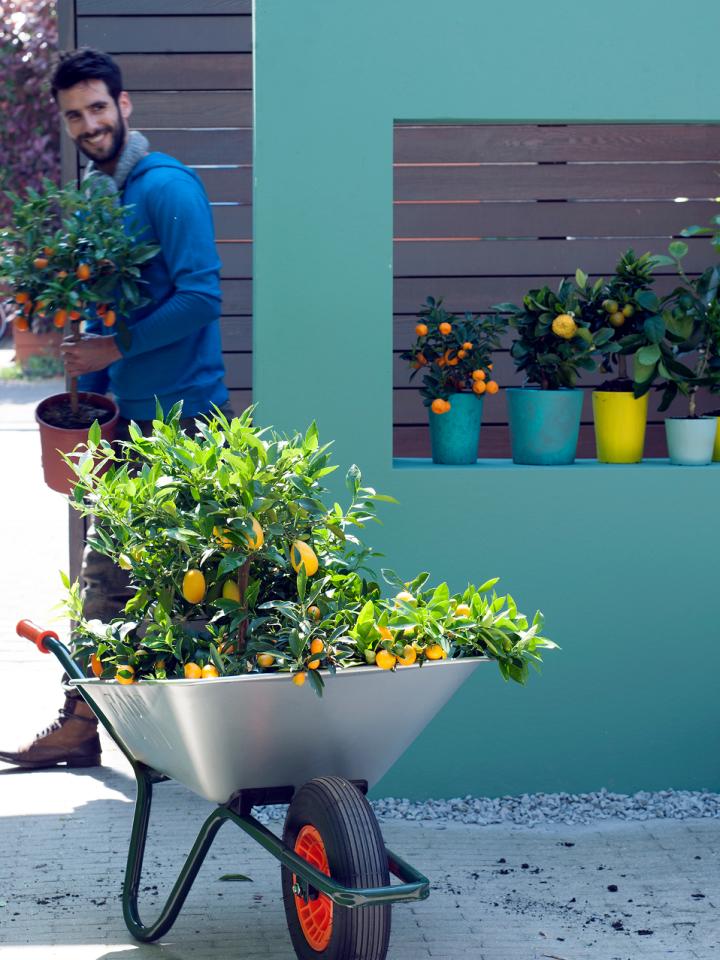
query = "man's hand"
xmin=61 ymin=334 xmax=122 ymax=377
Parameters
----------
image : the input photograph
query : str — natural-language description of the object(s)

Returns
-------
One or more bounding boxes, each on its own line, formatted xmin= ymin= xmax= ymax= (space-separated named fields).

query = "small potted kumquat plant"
xmin=400 ymin=297 xmax=505 ymax=464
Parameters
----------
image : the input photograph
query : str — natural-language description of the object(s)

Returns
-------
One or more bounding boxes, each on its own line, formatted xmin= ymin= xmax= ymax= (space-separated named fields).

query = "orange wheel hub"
xmin=293 ymin=825 xmax=333 ymax=951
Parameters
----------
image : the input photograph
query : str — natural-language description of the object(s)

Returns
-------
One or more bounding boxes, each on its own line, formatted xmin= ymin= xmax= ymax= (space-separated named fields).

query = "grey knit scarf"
xmin=83 ymin=130 xmax=150 ymax=194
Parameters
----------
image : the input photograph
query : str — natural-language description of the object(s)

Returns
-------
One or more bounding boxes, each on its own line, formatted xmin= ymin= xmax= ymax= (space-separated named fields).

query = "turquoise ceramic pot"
xmin=428 ymin=392 xmax=483 ymax=464
xmin=508 ymin=388 xmax=583 ymax=465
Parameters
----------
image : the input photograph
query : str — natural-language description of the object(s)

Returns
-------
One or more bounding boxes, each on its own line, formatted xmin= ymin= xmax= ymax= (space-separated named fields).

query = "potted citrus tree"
xmin=64 ymin=406 xmax=557 ymax=694
xmin=640 ymin=243 xmax=720 ymax=465
xmin=494 ymin=278 xmax=611 ymax=464
xmin=0 ymin=177 xmax=158 ymax=492
xmin=583 ymin=250 xmax=663 ymax=463
xmin=400 ymin=297 xmax=505 ymax=464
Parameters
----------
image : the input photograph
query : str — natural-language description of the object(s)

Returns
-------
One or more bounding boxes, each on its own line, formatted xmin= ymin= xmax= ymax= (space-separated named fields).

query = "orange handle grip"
xmin=16 ymin=619 xmax=58 ymax=654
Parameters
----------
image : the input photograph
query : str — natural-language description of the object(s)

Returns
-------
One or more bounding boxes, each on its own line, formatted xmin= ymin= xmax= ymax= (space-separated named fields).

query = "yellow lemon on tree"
xmin=184 ymin=662 xmax=203 ymax=679
xmin=118 ymin=553 xmax=133 ymax=571
xmin=116 ymin=664 xmax=135 ymax=685
xmin=290 ymin=540 xmax=319 ymax=576
xmin=245 ymin=517 xmax=264 ymax=550
xmin=375 ymin=649 xmax=397 ymax=670
xmin=602 ymin=299 xmax=619 ymax=314
xmin=425 ymin=643 xmax=446 ymax=660
xmin=609 ymin=311 xmax=626 ymax=328
xmin=396 ymin=644 xmax=417 ymax=666
xmin=551 ymin=314 xmax=577 ymax=339
xmin=257 ymin=653 xmax=275 ymax=668
xmin=394 ymin=590 xmax=417 ymax=606
xmin=182 ymin=569 xmax=206 ymax=604
xmin=213 ymin=525 xmax=233 ymax=549
xmin=222 ymin=579 xmax=241 ymax=602
xmin=454 ymin=603 xmax=472 ymax=618
xmin=202 ymin=664 xmax=219 ymax=679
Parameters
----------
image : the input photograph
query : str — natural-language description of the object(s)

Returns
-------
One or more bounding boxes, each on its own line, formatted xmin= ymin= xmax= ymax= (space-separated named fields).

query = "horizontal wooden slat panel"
xmin=116 ymin=53 xmax=252 ymax=91
xmin=78 ymin=0 xmax=250 ymax=13
xmin=130 ymin=91 xmax=252 ymax=127
xmin=212 ymin=205 xmax=252 ymax=241
xmin=77 ymin=16 xmax=252 ymax=53
xmin=142 ymin=129 xmax=251 ymax=165
xmin=394 ymin=200 xmax=716 ymax=240
xmin=220 ymin=316 xmax=252 ymax=350
xmin=395 ymin=163 xmax=720 ymax=202
xmin=192 ymin=167 xmax=251 ymax=203
xmin=394 ymin=274 xmax=696 ymax=314
xmin=394 ymin=236 xmax=711 ymax=277
xmin=221 ymin=279 xmax=252 ymax=314
xmin=392 ymin=423 xmax=669 ymax=459
xmin=392 ymin=381 xmax=708 ymax=425
xmin=227 ymin=388 xmax=252 ymax=414
xmin=395 ymin=124 xmax=720 ymax=164
xmin=218 ymin=241 xmax=252 ymax=277
xmin=223 ymin=352 xmax=251 ymax=388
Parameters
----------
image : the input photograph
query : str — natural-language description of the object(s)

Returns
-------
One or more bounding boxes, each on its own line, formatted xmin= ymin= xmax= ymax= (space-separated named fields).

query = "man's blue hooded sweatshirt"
xmin=78 ymin=153 xmax=228 ymax=421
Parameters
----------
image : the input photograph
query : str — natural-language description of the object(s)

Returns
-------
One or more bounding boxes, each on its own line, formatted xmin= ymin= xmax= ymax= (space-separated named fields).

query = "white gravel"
xmin=255 ymin=788 xmax=720 ymax=825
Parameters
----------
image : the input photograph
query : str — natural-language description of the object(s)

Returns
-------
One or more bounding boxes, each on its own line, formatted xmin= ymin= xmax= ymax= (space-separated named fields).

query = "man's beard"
xmin=77 ymin=121 xmax=126 ymax=166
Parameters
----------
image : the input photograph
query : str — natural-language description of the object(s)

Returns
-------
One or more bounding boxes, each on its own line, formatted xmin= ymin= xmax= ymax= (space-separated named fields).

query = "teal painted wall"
xmin=253 ymin=1 xmax=720 ymax=798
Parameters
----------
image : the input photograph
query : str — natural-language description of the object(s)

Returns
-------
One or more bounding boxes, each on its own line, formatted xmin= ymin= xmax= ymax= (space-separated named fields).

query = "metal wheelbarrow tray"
xmin=17 ymin=620 xmax=485 ymax=960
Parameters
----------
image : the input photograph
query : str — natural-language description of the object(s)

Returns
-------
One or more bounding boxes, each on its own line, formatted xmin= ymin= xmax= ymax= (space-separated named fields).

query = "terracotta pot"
xmin=35 ymin=391 xmax=120 ymax=495
xmin=13 ymin=325 xmax=63 ymax=368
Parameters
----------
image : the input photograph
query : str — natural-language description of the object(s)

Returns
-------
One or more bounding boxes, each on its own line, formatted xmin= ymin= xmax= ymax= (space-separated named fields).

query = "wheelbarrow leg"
xmin=123 ymin=765 xmax=231 ymax=942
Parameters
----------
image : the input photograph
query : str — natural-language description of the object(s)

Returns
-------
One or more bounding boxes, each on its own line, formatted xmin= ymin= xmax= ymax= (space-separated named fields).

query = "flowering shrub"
xmin=0 ymin=0 xmax=60 ymax=226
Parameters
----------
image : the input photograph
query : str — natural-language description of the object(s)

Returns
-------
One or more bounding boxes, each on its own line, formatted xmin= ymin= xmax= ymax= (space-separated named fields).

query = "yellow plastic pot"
xmin=592 ymin=391 xmax=648 ymax=463
xmin=713 ymin=418 xmax=720 ymax=462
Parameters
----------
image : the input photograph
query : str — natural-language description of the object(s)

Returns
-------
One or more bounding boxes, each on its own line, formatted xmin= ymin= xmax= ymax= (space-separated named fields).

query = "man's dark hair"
xmin=51 ymin=48 xmax=123 ymax=102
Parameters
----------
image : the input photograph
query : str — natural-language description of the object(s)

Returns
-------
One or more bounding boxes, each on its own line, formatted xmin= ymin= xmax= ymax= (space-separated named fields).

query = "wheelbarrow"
xmin=17 ymin=619 xmax=485 ymax=960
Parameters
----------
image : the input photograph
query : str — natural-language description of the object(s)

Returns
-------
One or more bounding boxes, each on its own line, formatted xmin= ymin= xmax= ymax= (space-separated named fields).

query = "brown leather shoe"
xmin=0 ymin=695 xmax=101 ymax=769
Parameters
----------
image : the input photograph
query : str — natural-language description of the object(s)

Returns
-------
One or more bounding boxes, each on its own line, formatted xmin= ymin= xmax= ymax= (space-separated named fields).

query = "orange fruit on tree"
xmin=437 ymin=357 xmax=447 ymax=368
xmin=103 ymin=310 xmax=117 ymax=327
xmin=291 ymin=540 xmax=318 ymax=576
xmin=457 ymin=349 xmax=467 ymax=359
xmin=462 ymin=341 xmax=473 ymax=350
xmin=33 ymin=257 xmax=48 ymax=270
xmin=425 ymin=643 xmax=446 ymax=660
xmin=308 ymin=605 xmax=321 ymax=621
xmin=292 ymin=671 xmax=307 ymax=687
xmin=439 ymin=321 xmax=452 ymax=335
xmin=471 ymin=369 xmax=486 ymax=381
xmin=68 ymin=310 xmax=81 ymax=321
xmin=14 ymin=316 xmax=29 ymax=332
xmin=310 ymin=638 xmax=324 ymax=655
xmin=396 ymin=644 xmax=417 ymax=666
xmin=76 ymin=263 xmax=91 ymax=281
xmin=454 ymin=603 xmax=472 ymax=618
xmin=622 ymin=304 xmax=634 ymax=318
xmin=485 ymin=380 xmax=499 ymax=395
xmin=551 ymin=314 xmax=577 ymax=339
xmin=431 ymin=398 xmax=448 ymax=415
xmin=202 ymin=664 xmax=219 ymax=679
xmin=472 ymin=380 xmax=486 ymax=395
xmin=609 ymin=312 xmax=625 ymax=328
xmin=15 ymin=291 xmax=29 ymax=304
xmin=257 ymin=653 xmax=274 ymax=668
xmin=53 ymin=309 xmax=67 ymax=329
xmin=378 ymin=625 xmax=393 ymax=642
xmin=116 ymin=664 xmax=135 ymax=684
xmin=184 ymin=662 xmax=203 ymax=679
xmin=182 ymin=568 xmax=206 ymax=604
xmin=43 ymin=246 xmax=54 ymax=257
xmin=415 ymin=322 xmax=428 ymax=336
xmin=213 ymin=525 xmax=233 ymax=549
xmin=375 ymin=649 xmax=397 ymax=670
xmin=90 ymin=653 xmax=103 ymax=678
xmin=56 ymin=270 xmax=68 ymax=279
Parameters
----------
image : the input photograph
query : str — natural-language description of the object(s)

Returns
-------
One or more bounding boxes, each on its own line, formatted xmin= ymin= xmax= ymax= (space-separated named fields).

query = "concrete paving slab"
xmin=1 ymin=375 xmax=718 ymax=960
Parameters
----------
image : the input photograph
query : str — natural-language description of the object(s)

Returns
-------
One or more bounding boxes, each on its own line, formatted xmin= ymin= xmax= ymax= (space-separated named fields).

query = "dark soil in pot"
xmin=596 ymin=377 xmax=635 ymax=392
xmin=38 ymin=394 xmax=115 ymax=430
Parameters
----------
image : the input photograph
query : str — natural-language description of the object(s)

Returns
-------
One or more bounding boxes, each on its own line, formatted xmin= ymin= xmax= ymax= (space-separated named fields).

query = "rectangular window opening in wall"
xmin=392 ymin=121 xmax=720 ymax=465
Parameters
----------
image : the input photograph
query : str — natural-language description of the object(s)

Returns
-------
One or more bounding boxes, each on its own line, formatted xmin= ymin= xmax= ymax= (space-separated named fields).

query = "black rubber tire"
xmin=281 ymin=777 xmax=391 ymax=960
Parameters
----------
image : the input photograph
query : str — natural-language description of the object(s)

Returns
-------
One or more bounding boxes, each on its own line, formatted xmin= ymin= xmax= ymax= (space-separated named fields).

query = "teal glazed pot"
xmin=507 ymin=387 xmax=583 ymax=465
xmin=428 ymin=392 xmax=483 ymax=464
xmin=665 ymin=416 xmax=717 ymax=465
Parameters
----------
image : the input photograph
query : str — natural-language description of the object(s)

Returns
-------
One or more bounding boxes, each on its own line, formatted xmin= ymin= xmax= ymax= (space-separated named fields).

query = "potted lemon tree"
xmin=400 ymin=297 xmax=505 ymax=464
xmin=0 ymin=177 xmax=158 ymax=492
xmin=583 ymin=250 xmax=663 ymax=463
xmin=64 ymin=406 xmax=557 ymax=694
xmin=494 ymin=278 xmax=611 ymax=464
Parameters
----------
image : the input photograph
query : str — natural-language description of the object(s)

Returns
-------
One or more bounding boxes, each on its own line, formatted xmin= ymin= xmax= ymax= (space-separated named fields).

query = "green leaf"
xmin=219 ymin=874 xmax=253 ymax=882
xmin=668 ymin=240 xmax=689 ymax=260
xmin=637 ymin=344 xmax=661 ymax=365
xmin=575 ymin=268 xmax=588 ymax=290
xmin=88 ymin=419 xmax=101 ymax=446
xmin=643 ymin=314 xmax=665 ymax=343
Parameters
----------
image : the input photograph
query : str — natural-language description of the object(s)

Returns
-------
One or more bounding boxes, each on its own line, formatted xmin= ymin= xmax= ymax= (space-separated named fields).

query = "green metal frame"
xmin=42 ymin=633 xmax=430 ymax=943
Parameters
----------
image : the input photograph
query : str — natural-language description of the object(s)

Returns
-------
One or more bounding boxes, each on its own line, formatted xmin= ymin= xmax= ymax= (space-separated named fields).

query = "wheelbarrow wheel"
xmin=281 ymin=776 xmax=391 ymax=960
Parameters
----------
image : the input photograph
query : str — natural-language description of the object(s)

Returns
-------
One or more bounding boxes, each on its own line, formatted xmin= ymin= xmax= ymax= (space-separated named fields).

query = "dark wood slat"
xmin=78 ymin=0 xmax=250 ymax=13
xmin=116 ymin=53 xmax=252 ymax=91
xmin=227 ymin=388 xmax=252 ymax=414
xmin=58 ymin=0 xmax=78 ymax=187
xmin=394 ymin=236 xmax=711 ymax=277
xmin=395 ymin=124 xmax=720 ymax=164
xmin=394 ymin=200 xmax=717 ymax=240
xmin=221 ymin=279 xmax=252 ymax=314
xmin=395 ymin=163 xmax=720 ymax=202
xmin=394 ymin=274 xmax=697 ymax=314
xmin=222 ymin=352 xmax=251 ymax=389
xmin=130 ymin=91 xmax=252 ymax=127
xmin=212 ymin=205 xmax=252 ymax=241
xmin=191 ymin=167 xmax=251 ymax=203
xmin=77 ymin=15 xmax=252 ymax=53
xmin=220 ymin=316 xmax=252 ymax=350
xmin=142 ymin=129 xmax=252 ymax=166
xmin=218 ymin=242 xmax=252 ymax=277
xmin=393 ymin=422 xmax=669 ymax=459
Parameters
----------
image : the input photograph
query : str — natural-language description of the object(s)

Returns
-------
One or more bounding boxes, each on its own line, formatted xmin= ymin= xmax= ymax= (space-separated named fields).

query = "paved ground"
xmin=0 ymin=340 xmax=718 ymax=959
